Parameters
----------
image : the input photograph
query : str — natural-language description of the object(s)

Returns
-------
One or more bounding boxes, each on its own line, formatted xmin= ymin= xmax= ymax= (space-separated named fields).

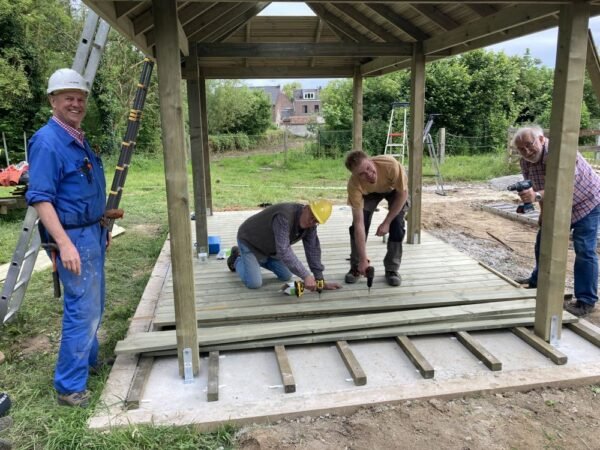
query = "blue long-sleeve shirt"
xmin=26 ymin=118 xmax=106 ymax=229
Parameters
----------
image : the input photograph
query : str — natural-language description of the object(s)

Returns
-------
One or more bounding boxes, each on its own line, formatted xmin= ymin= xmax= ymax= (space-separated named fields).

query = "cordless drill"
xmin=365 ymin=266 xmax=374 ymax=294
xmin=293 ymin=279 xmax=325 ymax=299
xmin=507 ymin=179 xmax=534 ymax=213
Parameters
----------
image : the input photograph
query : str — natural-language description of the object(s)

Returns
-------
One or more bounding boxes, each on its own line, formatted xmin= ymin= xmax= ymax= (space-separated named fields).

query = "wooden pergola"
xmin=83 ymin=0 xmax=600 ymax=376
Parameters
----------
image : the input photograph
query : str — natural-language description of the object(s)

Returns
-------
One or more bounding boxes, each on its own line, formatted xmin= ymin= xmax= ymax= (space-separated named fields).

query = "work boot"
xmin=385 ymin=271 xmax=402 ymax=287
xmin=345 ymin=267 xmax=360 ymax=284
xmin=227 ymin=246 xmax=240 ymax=272
xmin=564 ymin=300 xmax=595 ymax=317
xmin=0 ymin=417 xmax=12 ymax=433
xmin=57 ymin=390 xmax=90 ymax=408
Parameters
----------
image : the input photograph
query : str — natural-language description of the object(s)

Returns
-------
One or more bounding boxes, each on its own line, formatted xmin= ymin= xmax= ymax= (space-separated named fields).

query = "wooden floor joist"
xmin=125 ymin=356 xmax=154 ymax=409
xmin=274 ymin=345 xmax=296 ymax=393
xmin=511 ymin=327 xmax=568 ymax=365
xmin=566 ymin=320 xmax=600 ymax=347
xmin=395 ymin=335 xmax=434 ymax=379
xmin=455 ymin=331 xmax=502 ymax=371
xmin=336 ymin=341 xmax=367 ymax=386
xmin=207 ymin=351 xmax=219 ymax=402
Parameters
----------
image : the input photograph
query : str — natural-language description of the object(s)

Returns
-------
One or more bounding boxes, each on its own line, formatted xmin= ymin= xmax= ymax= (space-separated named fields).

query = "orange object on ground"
xmin=0 ymin=162 xmax=28 ymax=186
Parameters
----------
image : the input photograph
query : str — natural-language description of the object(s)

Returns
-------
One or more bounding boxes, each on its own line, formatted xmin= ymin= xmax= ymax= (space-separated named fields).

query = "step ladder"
xmin=384 ymin=101 xmax=409 ymax=164
xmin=0 ymin=12 xmax=110 ymax=325
xmin=423 ymin=114 xmax=446 ymax=196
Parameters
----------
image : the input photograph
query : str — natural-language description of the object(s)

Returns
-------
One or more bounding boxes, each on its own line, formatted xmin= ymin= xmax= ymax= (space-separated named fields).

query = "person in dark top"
xmin=227 ymin=201 xmax=341 ymax=292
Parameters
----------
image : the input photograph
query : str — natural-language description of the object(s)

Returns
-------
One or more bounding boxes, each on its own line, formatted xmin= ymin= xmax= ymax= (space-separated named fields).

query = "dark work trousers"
xmin=348 ymin=190 xmax=409 ymax=273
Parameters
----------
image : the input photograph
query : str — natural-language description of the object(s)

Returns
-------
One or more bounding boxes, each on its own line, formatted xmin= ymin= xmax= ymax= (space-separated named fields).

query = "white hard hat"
xmin=46 ymin=68 xmax=89 ymax=95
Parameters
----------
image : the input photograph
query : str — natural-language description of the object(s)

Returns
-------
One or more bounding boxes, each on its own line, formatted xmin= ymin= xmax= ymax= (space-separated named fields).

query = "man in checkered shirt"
xmin=512 ymin=125 xmax=600 ymax=317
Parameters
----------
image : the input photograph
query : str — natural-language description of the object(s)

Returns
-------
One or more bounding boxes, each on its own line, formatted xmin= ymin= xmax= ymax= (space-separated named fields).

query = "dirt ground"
xmin=237 ymin=182 xmax=600 ymax=450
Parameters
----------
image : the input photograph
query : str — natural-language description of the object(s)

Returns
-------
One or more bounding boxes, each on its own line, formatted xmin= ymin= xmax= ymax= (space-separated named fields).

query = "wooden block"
xmin=336 ymin=340 xmax=366 ymax=386
xmin=207 ymin=351 xmax=219 ymax=402
xmin=566 ymin=320 xmax=600 ymax=348
xmin=274 ymin=345 xmax=296 ymax=393
xmin=126 ymin=356 xmax=154 ymax=410
xmin=511 ymin=327 xmax=567 ymax=365
xmin=395 ymin=336 xmax=434 ymax=379
xmin=455 ymin=331 xmax=502 ymax=371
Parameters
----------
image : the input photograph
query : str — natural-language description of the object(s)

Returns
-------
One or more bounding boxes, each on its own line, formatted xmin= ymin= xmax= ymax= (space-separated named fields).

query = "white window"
xmin=303 ymin=92 xmax=315 ymax=100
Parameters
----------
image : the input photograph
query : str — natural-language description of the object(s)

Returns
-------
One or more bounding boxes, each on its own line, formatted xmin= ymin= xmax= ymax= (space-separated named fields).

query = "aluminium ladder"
xmin=0 ymin=12 xmax=110 ymax=325
xmin=384 ymin=101 xmax=409 ymax=165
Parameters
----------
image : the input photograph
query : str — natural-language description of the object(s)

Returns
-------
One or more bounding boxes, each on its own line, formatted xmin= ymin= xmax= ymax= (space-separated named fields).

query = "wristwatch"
xmin=535 ymin=192 xmax=542 ymax=202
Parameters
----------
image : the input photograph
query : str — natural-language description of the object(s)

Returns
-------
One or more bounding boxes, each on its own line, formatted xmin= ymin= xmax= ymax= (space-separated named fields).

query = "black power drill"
xmin=366 ymin=266 xmax=374 ymax=294
xmin=507 ymin=179 xmax=534 ymax=214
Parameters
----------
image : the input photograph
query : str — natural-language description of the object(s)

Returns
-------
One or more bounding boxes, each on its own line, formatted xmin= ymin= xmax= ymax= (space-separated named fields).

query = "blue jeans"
xmin=235 ymin=240 xmax=292 ymax=289
xmin=54 ymin=224 xmax=106 ymax=394
xmin=530 ymin=204 xmax=600 ymax=305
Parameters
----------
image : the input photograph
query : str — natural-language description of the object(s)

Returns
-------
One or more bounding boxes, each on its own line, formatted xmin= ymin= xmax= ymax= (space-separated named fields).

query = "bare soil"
xmin=237 ymin=182 xmax=600 ymax=450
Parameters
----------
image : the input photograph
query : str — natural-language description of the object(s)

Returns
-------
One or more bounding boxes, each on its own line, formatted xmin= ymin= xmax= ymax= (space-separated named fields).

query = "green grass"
xmin=0 ymin=149 xmax=515 ymax=448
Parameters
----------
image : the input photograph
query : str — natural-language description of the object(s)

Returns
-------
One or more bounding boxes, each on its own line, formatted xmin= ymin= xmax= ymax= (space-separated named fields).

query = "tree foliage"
xmin=321 ymin=48 xmax=599 ymax=155
xmin=206 ymin=80 xmax=272 ymax=136
xmin=282 ymin=81 xmax=301 ymax=101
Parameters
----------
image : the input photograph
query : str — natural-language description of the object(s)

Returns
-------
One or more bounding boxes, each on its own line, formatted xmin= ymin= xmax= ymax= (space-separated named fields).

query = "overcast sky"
xmin=244 ymin=3 xmax=600 ymax=89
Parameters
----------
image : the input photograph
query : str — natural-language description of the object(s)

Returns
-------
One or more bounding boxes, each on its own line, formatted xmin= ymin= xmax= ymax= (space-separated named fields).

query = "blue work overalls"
xmin=26 ymin=119 xmax=107 ymax=395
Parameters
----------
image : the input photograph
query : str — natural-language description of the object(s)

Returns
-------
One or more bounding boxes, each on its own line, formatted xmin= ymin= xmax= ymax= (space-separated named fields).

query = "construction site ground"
xmin=89 ymin=180 xmax=600 ymax=449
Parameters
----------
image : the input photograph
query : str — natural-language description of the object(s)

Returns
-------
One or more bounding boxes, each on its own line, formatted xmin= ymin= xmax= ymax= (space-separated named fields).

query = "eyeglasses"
xmin=516 ymin=140 xmax=536 ymax=153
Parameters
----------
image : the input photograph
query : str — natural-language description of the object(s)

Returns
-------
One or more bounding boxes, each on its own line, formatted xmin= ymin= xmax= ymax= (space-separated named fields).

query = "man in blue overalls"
xmin=26 ymin=68 xmax=108 ymax=407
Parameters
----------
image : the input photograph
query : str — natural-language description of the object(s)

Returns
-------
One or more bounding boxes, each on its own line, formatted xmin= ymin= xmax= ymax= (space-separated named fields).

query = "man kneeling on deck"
xmin=227 ymin=201 xmax=342 ymax=293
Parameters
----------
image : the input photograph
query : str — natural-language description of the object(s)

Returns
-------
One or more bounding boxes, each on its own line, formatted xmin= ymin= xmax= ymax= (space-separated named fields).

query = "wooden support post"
xmin=352 ymin=65 xmax=363 ymax=151
xmin=407 ymin=42 xmax=425 ymax=244
xmin=566 ymin=321 xmax=600 ymax=348
xmin=512 ymin=327 xmax=567 ymax=365
xmin=152 ymin=0 xmax=199 ymax=377
xmin=336 ymin=340 xmax=366 ymax=386
xmin=534 ymin=2 xmax=590 ymax=341
xmin=207 ymin=351 xmax=219 ymax=402
xmin=455 ymin=331 xmax=502 ymax=371
xmin=126 ymin=356 xmax=154 ymax=410
xmin=395 ymin=335 xmax=434 ymax=379
xmin=438 ymin=127 xmax=445 ymax=164
xmin=274 ymin=345 xmax=296 ymax=393
xmin=186 ymin=42 xmax=208 ymax=256
xmin=199 ymin=71 xmax=213 ymax=215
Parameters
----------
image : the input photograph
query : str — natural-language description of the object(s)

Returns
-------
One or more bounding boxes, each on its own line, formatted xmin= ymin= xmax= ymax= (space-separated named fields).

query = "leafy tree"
xmin=282 ymin=81 xmax=301 ymax=101
xmin=206 ymin=80 xmax=271 ymax=136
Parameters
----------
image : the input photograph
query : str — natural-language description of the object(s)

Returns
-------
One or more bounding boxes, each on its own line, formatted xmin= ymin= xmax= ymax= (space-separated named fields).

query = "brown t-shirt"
xmin=347 ymin=155 xmax=408 ymax=209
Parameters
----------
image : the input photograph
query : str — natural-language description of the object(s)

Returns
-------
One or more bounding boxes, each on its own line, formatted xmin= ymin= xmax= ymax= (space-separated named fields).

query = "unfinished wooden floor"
xmin=89 ymin=206 xmax=600 ymax=431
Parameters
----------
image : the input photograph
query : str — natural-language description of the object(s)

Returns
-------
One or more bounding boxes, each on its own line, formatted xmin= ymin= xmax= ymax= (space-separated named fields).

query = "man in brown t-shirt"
xmin=344 ymin=150 xmax=409 ymax=286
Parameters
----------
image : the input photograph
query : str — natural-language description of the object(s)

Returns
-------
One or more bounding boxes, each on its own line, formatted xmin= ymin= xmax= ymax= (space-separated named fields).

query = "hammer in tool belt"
xmin=41 ymin=243 xmax=61 ymax=298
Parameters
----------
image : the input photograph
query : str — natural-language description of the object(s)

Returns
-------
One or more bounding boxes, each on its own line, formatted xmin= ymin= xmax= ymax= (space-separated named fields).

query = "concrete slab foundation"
xmin=89 ymin=208 xmax=600 ymax=431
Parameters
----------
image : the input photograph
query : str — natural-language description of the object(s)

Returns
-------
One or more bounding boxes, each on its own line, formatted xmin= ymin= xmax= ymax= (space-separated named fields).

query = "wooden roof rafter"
xmin=366 ymin=3 xmax=430 ymax=40
xmin=327 ymin=3 xmax=399 ymax=42
xmin=191 ymin=2 xmax=261 ymax=42
xmin=408 ymin=4 xmax=460 ymax=31
xmin=213 ymin=2 xmax=270 ymax=42
xmin=307 ymin=3 xmax=371 ymax=43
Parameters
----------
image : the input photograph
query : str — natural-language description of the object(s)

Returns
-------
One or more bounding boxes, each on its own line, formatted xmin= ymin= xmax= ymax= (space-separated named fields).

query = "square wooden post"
xmin=186 ymin=42 xmax=209 ymax=255
xmin=534 ymin=2 xmax=590 ymax=341
xmin=153 ymin=0 xmax=199 ymax=376
xmin=199 ymin=71 xmax=214 ymax=215
xmin=352 ymin=65 xmax=363 ymax=151
xmin=407 ymin=42 xmax=425 ymax=244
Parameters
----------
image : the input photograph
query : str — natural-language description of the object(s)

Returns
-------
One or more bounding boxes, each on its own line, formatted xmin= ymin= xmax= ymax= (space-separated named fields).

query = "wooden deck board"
xmin=115 ymin=207 xmax=567 ymax=355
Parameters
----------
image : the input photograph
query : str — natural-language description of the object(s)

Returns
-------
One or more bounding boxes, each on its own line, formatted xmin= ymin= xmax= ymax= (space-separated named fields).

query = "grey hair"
xmin=511 ymin=125 xmax=545 ymax=147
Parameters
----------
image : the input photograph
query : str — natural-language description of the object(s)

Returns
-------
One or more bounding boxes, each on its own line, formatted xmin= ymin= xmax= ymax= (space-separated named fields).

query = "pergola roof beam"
xmin=307 ymin=3 xmax=371 ymax=43
xmin=213 ymin=2 xmax=270 ymax=42
xmin=115 ymin=1 xmax=145 ymax=19
xmin=190 ymin=2 xmax=259 ymax=42
xmin=196 ymin=42 xmax=413 ymax=57
xmin=366 ymin=4 xmax=430 ymax=41
xmin=331 ymin=4 xmax=400 ymax=42
xmin=183 ymin=2 xmax=242 ymax=40
xmin=466 ymin=4 xmax=498 ymax=17
xmin=409 ymin=4 xmax=460 ymax=31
